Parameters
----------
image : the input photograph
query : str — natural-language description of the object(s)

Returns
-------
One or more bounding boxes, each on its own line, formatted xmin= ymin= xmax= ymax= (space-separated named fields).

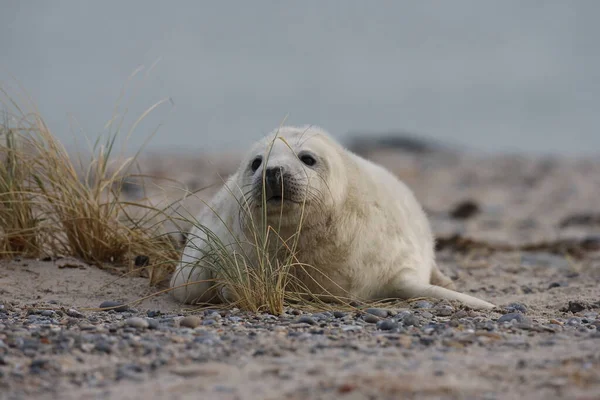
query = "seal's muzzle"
xmin=264 ymin=166 xmax=284 ymax=201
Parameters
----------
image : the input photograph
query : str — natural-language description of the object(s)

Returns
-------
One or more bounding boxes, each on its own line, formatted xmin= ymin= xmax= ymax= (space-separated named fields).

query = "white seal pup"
xmin=170 ymin=126 xmax=495 ymax=310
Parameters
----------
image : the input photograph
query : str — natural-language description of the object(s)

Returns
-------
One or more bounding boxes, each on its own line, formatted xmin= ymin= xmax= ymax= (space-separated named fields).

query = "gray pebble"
xmin=521 ymin=252 xmax=571 ymax=269
xmin=94 ymin=341 xmax=112 ymax=354
xmin=376 ymin=320 xmax=398 ymax=331
xmin=333 ymin=311 xmax=347 ymax=319
xmin=146 ymin=319 xmax=159 ymax=330
xmin=498 ymin=313 xmax=526 ymax=324
xmin=202 ymin=319 xmax=217 ymax=326
xmin=179 ymin=316 xmax=201 ymax=329
xmin=434 ymin=305 xmax=454 ymax=317
xmin=40 ymin=310 xmax=56 ymax=317
xmin=567 ymin=318 xmax=581 ymax=326
xmin=99 ymin=301 xmax=129 ymax=312
xmin=126 ymin=317 xmax=149 ymax=329
xmin=402 ymin=314 xmax=419 ymax=327
xmin=505 ymin=302 xmax=528 ymax=314
xmin=412 ymin=300 xmax=433 ymax=309
xmin=341 ymin=325 xmax=363 ymax=332
xmin=312 ymin=312 xmax=332 ymax=321
xmin=365 ymin=308 xmax=389 ymax=318
xmin=66 ymin=309 xmax=84 ymax=318
xmin=363 ymin=314 xmax=380 ymax=324
xmin=146 ymin=310 xmax=161 ymax=318
xmin=295 ymin=316 xmax=317 ymax=325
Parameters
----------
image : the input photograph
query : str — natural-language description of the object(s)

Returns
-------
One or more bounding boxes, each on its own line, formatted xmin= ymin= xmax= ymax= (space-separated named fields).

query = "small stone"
xmin=449 ymin=200 xmax=480 ymax=219
xmin=412 ymin=301 xmax=433 ymax=309
xmin=66 ymin=308 xmax=84 ymax=318
xmin=521 ymin=252 xmax=571 ymax=269
xmin=333 ymin=311 xmax=347 ymax=319
xmin=40 ymin=310 xmax=56 ymax=317
xmin=295 ymin=316 xmax=317 ymax=325
xmin=548 ymin=282 xmax=566 ymax=289
xmin=312 ymin=312 xmax=332 ymax=321
xmin=147 ymin=310 xmax=161 ymax=318
xmin=99 ymin=301 xmax=129 ymax=312
xmin=341 ymin=325 xmax=362 ymax=332
xmin=562 ymin=301 xmax=587 ymax=313
xmin=179 ymin=316 xmax=201 ymax=329
xmin=402 ymin=314 xmax=419 ymax=327
xmin=452 ymin=310 xmax=468 ymax=319
xmin=376 ymin=320 xmax=398 ymax=331
xmin=29 ymin=359 xmax=50 ymax=374
xmin=126 ymin=317 xmax=149 ymax=329
xmin=365 ymin=308 xmax=389 ymax=318
xmin=134 ymin=255 xmax=150 ymax=267
xmin=434 ymin=305 xmax=454 ymax=317
xmin=94 ymin=341 xmax=112 ymax=353
xmin=363 ymin=314 xmax=380 ymax=324
xmin=147 ymin=319 xmax=160 ymax=330
xmin=567 ymin=318 xmax=581 ymax=326
xmin=202 ymin=319 xmax=217 ymax=326
xmin=498 ymin=312 xmax=526 ymax=324
xmin=504 ymin=302 xmax=528 ymax=313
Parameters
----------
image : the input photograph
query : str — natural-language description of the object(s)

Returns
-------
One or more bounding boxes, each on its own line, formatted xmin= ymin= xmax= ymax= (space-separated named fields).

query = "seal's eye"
xmin=300 ymin=154 xmax=316 ymax=167
xmin=250 ymin=157 xmax=262 ymax=172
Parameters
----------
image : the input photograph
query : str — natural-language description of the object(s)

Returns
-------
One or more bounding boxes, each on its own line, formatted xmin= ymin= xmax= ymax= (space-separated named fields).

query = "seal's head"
xmin=237 ymin=126 xmax=348 ymax=229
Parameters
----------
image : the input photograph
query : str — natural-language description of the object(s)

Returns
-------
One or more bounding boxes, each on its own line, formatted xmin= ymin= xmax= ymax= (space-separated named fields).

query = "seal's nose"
xmin=264 ymin=167 xmax=284 ymax=197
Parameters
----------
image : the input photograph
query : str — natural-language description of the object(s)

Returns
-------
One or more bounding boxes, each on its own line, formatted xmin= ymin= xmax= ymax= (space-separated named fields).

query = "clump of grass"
xmin=0 ymin=114 xmax=41 ymax=257
xmin=0 ymin=80 xmax=180 ymax=284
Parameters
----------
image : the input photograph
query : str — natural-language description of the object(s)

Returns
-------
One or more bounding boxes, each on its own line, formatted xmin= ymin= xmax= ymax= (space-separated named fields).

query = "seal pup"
xmin=170 ymin=126 xmax=495 ymax=310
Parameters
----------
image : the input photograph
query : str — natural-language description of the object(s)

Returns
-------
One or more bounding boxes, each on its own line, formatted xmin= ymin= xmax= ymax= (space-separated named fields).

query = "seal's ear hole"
xmin=299 ymin=153 xmax=317 ymax=167
xmin=251 ymin=156 xmax=262 ymax=172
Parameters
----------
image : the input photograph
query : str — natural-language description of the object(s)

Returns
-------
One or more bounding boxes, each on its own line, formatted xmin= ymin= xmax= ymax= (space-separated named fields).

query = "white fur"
xmin=170 ymin=126 xmax=495 ymax=310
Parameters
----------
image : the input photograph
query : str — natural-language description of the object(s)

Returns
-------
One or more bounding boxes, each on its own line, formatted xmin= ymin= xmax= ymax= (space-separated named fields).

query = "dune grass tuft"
xmin=0 ymin=114 xmax=41 ymax=257
xmin=0 ymin=82 xmax=180 ymax=285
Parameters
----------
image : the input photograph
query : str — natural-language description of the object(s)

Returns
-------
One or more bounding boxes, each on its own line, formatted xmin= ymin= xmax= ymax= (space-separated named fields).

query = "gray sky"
xmin=2 ymin=0 xmax=599 ymax=155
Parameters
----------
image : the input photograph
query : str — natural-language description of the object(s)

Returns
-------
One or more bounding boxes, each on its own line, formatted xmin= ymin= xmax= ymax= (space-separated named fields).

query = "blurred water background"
xmin=1 ymin=0 xmax=599 ymax=155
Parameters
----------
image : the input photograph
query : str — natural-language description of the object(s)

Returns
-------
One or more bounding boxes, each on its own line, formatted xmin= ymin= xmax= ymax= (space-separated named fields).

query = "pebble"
xmin=505 ymin=303 xmax=528 ymax=314
xmin=364 ymin=308 xmax=389 ymax=318
xmin=66 ymin=309 xmax=84 ymax=318
xmin=125 ymin=317 xmax=149 ymax=329
xmin=434 ymin=305 xmax=454 ymax=317
xmin=146 ymin=319 xmax=160 ymax=330
xmin=401 ymin=314 xmax=419 ymax=327
xmin=295 ymin=316 xmax=317 ymax=325
xmin=376 ymin=320 xmax=398 ymax=331
xmin=341 ymin=325 xmax=363 ymax=332
xmin=363 ymin=314 xmax=380 ymax=324
xmin=333 ymin=311 xmax=347 ymax=319
xmin=412 ymin=301 xmax=433 ymax=309
xmin=94 ymin=341 xmax=113 ymax=354
xmin=147 ymin=310 xmax=161 ymax=318
xmin=99 ymin=301 xmax=129 ymax=312
xmin=548 ymin=282 xmax=566 ymax=289
xmin=498 ymin=313 xmax=526 ymax=324
xmin=179 ymin=316 xmax=201 ymax=329
xmin=521 ymin=252 xmax=571 ymax=269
